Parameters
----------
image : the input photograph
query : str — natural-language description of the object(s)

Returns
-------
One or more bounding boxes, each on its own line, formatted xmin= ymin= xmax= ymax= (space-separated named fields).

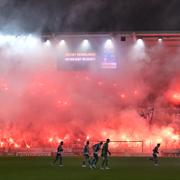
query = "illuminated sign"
xmin=101 ymin=49 xmax=117 ymax=69
xmin=64 ymin=52 xmax=96 ymax=62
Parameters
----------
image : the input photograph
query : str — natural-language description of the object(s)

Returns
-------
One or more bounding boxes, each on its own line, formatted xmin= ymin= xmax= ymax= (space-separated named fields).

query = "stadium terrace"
xmin=0 ymin=32 xmax=180 ymax=157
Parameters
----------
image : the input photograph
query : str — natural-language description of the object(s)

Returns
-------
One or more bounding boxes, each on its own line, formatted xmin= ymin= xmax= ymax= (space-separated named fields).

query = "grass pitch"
xmin=0 ymin=156 xmax=179 ymax=180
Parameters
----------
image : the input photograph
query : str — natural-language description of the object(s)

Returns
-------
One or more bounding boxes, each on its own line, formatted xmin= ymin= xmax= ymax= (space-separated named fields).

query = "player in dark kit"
xmin=150 ymin=143 xmax=160 ymax=166
xmin=53 ymin=141 xmax=64 ymax=167
xmin=91 ymin=141 xmax=103 ymax=168
xmin=82 ymin=141 xmax=92 ymax=168
xmin=101 ymin=138 xmax=111 ymax=170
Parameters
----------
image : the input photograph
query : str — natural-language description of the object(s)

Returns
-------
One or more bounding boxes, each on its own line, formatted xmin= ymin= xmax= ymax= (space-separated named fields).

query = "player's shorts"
xmin=101 ymin=153 xmax=108 ymax=158
xmin=93 ymin=153 xmax=98 ymax=159
xmin=56 ymin=153 xmax=62 ymax=158
xmin=83 ymin=154 xmax=89 ymax=159
xmin=153 ymin=153 xmax=158 ymax=158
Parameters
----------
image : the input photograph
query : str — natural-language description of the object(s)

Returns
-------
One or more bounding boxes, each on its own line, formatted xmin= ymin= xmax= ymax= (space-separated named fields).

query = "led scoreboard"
xmin=57 ymin=36 xmax=117 ymax=70
xmin=64 ymin=52 xmax=96 ymax=62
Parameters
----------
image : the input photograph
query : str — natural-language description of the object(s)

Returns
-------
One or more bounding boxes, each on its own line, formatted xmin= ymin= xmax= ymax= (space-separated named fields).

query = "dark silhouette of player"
xmin=91 ymin=141 xmax=103 ymax=168
xmin=82 ymin=141 xmax=92 ymax=168
xmin=149 ymin=143 xmax=160 ymax=166
xmin=53 ymin=141 xmax=64 ymax=166
xmin=101 ymin=139 xmax=111 ymax=169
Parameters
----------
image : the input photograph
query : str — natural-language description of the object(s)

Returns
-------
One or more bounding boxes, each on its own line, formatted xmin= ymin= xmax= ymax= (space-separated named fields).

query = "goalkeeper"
xmin=149 ymin=143 xmax=161 ymax=166
xmin=152 ymin=143 xmax=160 ymax=166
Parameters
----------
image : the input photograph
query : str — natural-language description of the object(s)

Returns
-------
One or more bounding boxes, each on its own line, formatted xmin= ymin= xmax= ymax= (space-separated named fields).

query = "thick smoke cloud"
xmin=0 ymin=35 xmax=180 ymax=153
xmin=0 ymin=0 xmax=180 ymax=153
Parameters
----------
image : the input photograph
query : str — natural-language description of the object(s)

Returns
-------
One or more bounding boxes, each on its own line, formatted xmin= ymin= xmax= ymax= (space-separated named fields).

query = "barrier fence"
xmin=0 ymin=140 xmax=180 ymax=157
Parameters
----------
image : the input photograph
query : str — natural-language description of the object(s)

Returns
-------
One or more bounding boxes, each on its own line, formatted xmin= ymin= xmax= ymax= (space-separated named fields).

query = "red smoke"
xmin=166 ymin=79 xmax=180 ymax=105
xmin=0 ymin=36 xmax=180 ymax=154
xmin=0 ymin=70 xmax=179 ymax=153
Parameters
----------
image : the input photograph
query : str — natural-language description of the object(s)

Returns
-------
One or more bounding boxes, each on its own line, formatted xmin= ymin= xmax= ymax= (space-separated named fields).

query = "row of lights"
xmin=0 ymin=34 xmax=164 ymax=43
xmin=44 ymin=38 xmax=114 ymax=49
xmin=0 ymin=34 xmax=163 ymax=50
xmin=45 ymin=38 xmax=163 ymax=48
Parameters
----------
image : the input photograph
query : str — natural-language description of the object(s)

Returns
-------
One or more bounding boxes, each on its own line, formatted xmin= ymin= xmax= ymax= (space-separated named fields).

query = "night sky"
xmin=0 ymin=0 xmax=180 ymax=33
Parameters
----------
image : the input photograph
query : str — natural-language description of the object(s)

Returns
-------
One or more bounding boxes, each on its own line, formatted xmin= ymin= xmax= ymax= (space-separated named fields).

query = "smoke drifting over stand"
xmin=0 ymin=34 xmax=180 ymax=153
